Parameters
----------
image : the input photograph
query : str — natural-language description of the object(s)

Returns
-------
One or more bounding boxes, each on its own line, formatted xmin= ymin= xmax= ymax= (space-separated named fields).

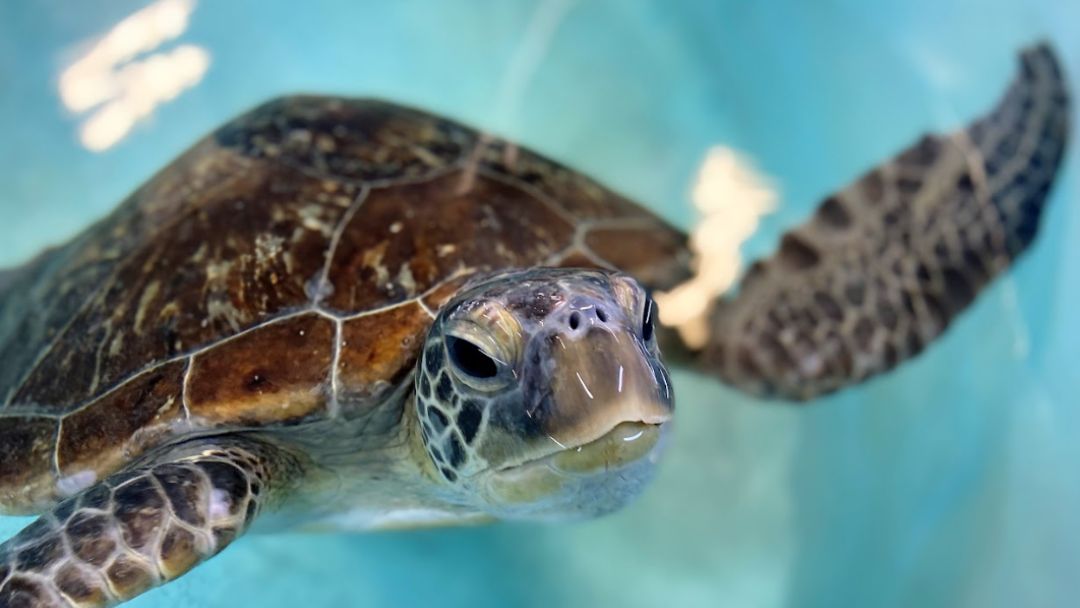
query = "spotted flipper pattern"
xmin=702 ymin=43 xmax=1070 ymax=399
xmin=0 ymin=437 xmax=300 ymax=607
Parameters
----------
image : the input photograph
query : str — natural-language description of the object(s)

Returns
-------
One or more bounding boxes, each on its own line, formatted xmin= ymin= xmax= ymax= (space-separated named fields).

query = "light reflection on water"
xmin=59 ymin=0 xmax=209 ymax=151
xmin=0 ymin=1 xmax=1077 ymax=607
xmin=658 ymin=145 xmax=777 ymax=349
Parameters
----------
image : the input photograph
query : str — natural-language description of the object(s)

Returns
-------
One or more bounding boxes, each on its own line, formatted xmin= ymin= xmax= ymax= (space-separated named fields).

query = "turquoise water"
xmin=1 ymin=1 xmax=1078 ymax=606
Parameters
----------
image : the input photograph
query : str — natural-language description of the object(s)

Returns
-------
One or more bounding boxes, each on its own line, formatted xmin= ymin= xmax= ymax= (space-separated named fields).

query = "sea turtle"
xmin=0 ymin=44 xmax=1068 ymax=607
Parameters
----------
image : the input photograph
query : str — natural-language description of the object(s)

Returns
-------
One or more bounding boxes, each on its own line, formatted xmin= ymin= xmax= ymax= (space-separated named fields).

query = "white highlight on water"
xmin=58 ymin=0 xmax=210 ymax=151
xmin=655 ymin=147 xmax=778 ymax=348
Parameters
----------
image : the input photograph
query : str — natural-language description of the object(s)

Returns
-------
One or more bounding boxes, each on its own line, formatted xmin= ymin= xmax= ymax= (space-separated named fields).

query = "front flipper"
xmin=699 ymin=43 xmax=1070 ymax=400
xmin=0 ymin=436 xmax=300 ymax=607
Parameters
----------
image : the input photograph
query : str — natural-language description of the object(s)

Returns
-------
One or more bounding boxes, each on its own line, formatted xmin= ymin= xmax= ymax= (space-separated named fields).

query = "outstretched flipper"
xmin=0 ymin=436 xmax=300 ymax=607
xmin=698 ymin=43 xmax=1070 ymax=400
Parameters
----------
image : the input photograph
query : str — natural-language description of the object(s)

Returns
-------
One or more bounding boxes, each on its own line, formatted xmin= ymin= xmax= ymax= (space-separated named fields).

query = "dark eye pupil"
xmin=642 ymin=298 xmax=656 ymax=342
xmin=447 ymin=337 xmax=499 ymax=378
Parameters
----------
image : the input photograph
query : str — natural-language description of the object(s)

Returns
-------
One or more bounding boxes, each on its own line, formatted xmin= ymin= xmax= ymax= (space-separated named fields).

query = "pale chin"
xmin=474 ymin=422 xmax=671 ymax=521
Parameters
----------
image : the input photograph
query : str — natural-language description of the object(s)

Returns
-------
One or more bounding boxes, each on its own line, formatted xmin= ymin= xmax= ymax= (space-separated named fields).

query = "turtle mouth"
xmin=536 ymin=420 xmax=667 ymax=474
xmin=489 ymin=420 xmax=668 ymax=476
xmin=481 ymin=420 xmax=669 ymax=508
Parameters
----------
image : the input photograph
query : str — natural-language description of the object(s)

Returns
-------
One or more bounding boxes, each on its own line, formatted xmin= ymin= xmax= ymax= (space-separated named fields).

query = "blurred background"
xmin=0 ymin=1 xmax=1077 ymax=607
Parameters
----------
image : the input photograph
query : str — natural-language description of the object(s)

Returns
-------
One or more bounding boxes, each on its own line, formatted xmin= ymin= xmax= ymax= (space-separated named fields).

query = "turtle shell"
xmin=0 ymin=97 xmax=689 ymax=513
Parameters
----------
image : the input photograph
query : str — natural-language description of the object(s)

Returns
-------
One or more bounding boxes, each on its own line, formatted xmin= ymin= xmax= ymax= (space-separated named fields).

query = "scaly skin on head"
xmin=413 ymin=268 xmax=674 ymax=520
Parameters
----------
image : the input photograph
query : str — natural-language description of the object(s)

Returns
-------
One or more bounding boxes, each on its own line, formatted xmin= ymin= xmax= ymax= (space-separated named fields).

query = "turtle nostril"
xmin=569 ymin=312 xmax=581 ymax=330
xmin=595 ymin=307 xmax=608 ymax=323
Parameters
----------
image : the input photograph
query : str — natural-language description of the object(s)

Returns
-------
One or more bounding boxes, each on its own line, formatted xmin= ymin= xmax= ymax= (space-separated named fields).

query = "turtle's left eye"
xmin=641 ymin=297 xmax=656 ymax=343
xmin=447 ymin=336 xmax=499 ymax=379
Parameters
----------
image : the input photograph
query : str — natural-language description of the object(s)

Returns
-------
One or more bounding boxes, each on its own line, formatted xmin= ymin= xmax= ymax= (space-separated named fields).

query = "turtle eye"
xmin=447 ymin=336 xmax=499 ymax=379
xmin=641 ymin=297 xmax=656 ymax=343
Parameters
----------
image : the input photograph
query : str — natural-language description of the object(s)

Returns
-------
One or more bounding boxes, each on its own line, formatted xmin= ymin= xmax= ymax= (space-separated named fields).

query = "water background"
xmin=0 ymin=1 xmax=1077 ymax=606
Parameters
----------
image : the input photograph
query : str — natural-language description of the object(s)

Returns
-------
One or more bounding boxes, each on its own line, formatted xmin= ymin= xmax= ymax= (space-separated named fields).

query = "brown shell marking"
xmin=58 ymin=360 xmax=186 ymax=480
xmin=11 ymin=161 xmax=357 ymax=412
xmin=0 ymin=96 xmax=689 ymax=512
xmin=186 ymin=313 xmax=334 ymax=425
xmin=584 ymin=223 xmax=691 ymax=290
xmin=336 ymin=303 xmax=430 ymax=407
xmin=322 ymin=171 xmax=575 ymax=312
xmin=0 ymin=417 xmax=56 ymax=511
xmin=330 ymin=276 xmax=475 ymax=412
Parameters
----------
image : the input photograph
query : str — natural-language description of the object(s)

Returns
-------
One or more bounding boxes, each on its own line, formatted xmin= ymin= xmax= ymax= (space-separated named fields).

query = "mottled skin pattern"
xmin=0 ymin=437 xmax=299 ymax=607
xmin=0 ymin=44 xmax=1070 ymax=606
xmin=704 ymin=44 xmax=1070 ymax=398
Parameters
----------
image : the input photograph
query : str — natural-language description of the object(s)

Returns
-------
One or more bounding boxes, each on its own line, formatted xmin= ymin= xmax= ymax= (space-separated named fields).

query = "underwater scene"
xmin=0 ymin=1 xmax=1077 ymax=607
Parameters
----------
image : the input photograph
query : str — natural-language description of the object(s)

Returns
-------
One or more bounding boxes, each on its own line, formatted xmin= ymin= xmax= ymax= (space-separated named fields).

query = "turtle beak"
xmin=541 ymin=328 xmax=673 ymax=454
xmin=482 ymin=327 xmax=672 ymax=506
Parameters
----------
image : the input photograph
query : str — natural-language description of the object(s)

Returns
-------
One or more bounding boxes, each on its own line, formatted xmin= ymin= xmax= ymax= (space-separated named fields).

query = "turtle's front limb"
xmin=0 ymin=435 xmax=303 ymax=607
xmin=686 ymin=43 xmax=1070 ymax=400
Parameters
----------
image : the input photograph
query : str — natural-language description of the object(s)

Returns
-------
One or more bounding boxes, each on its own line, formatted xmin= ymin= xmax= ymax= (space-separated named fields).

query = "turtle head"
xmin=414 ymin=268 xmax=673 ymax=520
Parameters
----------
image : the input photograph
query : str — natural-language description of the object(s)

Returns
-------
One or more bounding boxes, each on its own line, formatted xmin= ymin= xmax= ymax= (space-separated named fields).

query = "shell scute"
xmin=337 ymin=303 xmax=430 ymax=409
xmin=322 ymin=171 xmax=576 ymax=313
xmin=215 ymin=96 xmax=476 ymax=183
xmin=57 ymin=359 xmax=186 ymax=483
xmin=11 ymin=162 xmax=355 ymax=413
xmin=474 ymin=140 xmax=656 ymax=222
xmin=186 ymin=313 xmax=335 ymax=426
xmin=0 ymin=416 xmax=57 ymax=513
